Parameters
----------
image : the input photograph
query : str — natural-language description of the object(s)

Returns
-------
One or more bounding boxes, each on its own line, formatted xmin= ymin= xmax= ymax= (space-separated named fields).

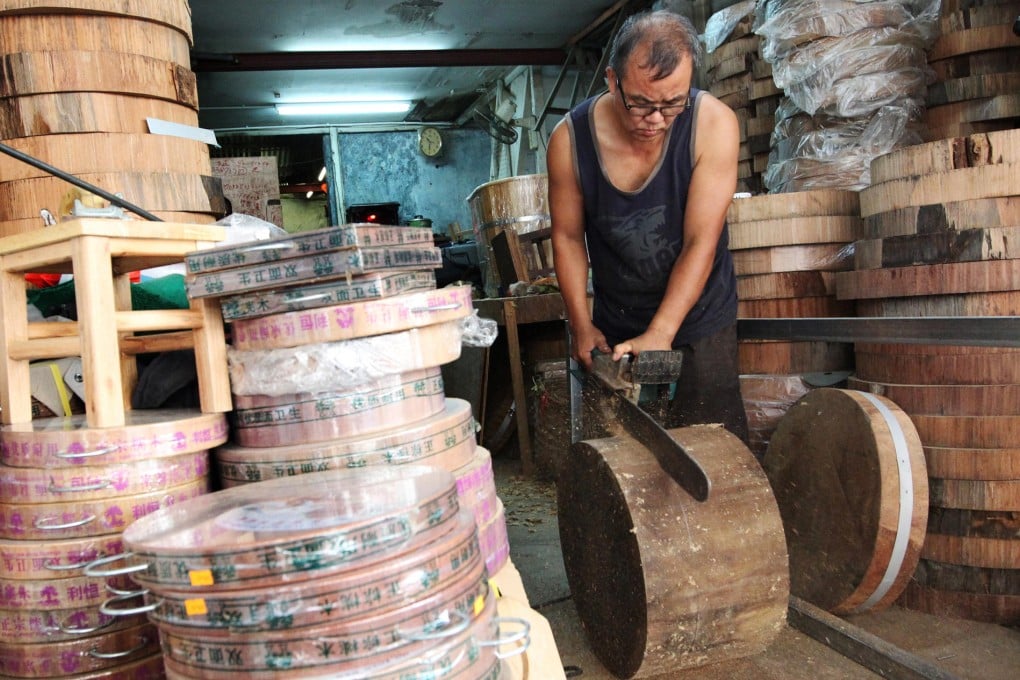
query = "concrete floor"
xmin=492 ymin=455 xmax=1020 ymax=680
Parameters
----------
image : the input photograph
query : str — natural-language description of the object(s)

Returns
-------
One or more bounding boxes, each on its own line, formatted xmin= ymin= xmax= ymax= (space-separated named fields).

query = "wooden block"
xmin=0 ymin=0 xmax=194 ymax=42
xmin=859 ymin=163 xmax=1020 ymax=217
xmin=854 ymin=226 xmax=1020 ymax=270
xmin=729 ymin=215 xmax=860 ymax=249
xmin=836 ymin=259 xmax=1020 ymax=300
xmin=729 ymin=189 xmax=859 ymax=222
xmin=861 ymin=196 xmax=1020 ymax=239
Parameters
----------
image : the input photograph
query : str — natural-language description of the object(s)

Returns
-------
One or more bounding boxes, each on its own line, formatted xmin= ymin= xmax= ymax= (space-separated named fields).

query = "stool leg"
xmin=191 ymin=297 xmax=233 ymax=414
xmin=113 ymin=271 xmax=137 ymax=410
xmin=0 ymin=262 xmax=32 ymax=424
xmin=73 ymin=236 xmax=125 ymax=428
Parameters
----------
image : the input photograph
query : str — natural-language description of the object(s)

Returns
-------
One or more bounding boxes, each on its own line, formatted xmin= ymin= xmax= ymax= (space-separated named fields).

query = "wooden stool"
xmin=0 ymin=218 xmax=232 ymax=427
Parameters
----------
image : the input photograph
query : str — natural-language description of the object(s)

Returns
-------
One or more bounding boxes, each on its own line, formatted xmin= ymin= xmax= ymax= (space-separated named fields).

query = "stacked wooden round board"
xmin=703 ymin=1 xmax=782 ymax=195
xmin=183 ymin=222 xmax=510 ymax=577
xmin=107 ymin=466 xmax=509 ymax=679
xmin=0 ymin=409 xmax=226 ymax=677
xmin=924 ymin=0 xmax=1020 ymax=141
xmin=728 ymin=189 xmax=859 ymax=456
xmin=763 ymin=388 xmax=928 ymax=614
xmin=836 ymin=128 xmax=1020 ymax=623
xmin=0 ymin=0 xmax=223 ymax=235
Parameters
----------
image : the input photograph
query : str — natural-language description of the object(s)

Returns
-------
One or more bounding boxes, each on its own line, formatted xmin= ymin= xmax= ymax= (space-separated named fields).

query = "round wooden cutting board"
xmin=558 ymin=425 xmax=788 ymax=678
xmin=763 ymin=388 xmax=928 ymax=615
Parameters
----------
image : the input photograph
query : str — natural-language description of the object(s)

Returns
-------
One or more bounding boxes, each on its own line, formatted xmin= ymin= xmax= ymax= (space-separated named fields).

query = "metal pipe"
xmin=0 ymin=141 xmax=163 ymax=222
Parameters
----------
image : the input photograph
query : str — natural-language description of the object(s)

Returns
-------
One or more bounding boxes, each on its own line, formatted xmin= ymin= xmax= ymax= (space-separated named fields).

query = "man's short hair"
xmin=608 ymin=10 xmax=702 ymax=80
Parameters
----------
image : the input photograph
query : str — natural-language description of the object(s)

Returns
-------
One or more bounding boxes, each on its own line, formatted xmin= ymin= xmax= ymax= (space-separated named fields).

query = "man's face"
xmin=609 ymin=47 xmax=693 ymax=143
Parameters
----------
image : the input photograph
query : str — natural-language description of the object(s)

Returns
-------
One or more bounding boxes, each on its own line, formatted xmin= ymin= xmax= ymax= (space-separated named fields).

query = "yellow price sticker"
xmin=189 ymin=569 xmax=214 ymax=586
xmin=184 ymin=598 xmax=208 ymax=616
xmin=473 ymin=594 xmax=485 ymax=616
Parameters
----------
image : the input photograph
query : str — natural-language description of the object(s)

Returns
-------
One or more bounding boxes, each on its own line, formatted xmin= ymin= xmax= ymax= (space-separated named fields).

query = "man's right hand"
xmin=570 ymin=323 xmax=611 ymax=371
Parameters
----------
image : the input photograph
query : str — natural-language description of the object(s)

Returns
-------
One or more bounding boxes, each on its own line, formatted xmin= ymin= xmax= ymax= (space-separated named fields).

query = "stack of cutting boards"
xmin=185 ymin=223 xmax=511 ymax=578
xmin=836 ymin=128 xmax=1020 ymax=623
xmin=0 ymin=0 xmax=223 ymax=237
xmin=728 ymin=189 xmax=859 ymax=456
xmin=703 ymin=0 xmax=782 ymax=195
xmin=924 ymin=0 xmax=1020 ymax=141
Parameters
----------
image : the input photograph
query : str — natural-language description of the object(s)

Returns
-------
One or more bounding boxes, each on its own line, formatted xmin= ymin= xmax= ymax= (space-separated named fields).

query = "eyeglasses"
xmin=615 ymin=75 xmax=689 ymax=118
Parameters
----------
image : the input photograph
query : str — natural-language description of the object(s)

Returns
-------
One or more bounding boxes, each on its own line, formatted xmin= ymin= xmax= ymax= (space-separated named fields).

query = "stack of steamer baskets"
xmin=727 ymin=189 xmax=860 ymax=457
xmin=182 ymin=221 xmax=510 ymax=579
xmin=835 ymin=127 xmax=1020 ymax=624
xmin=110 ymin=465 xmax=512 ymax=679
xmin=0 ymin=410 xmax=226 ymax=678
xmin=0 ymin=0 xmax=223 ymax=236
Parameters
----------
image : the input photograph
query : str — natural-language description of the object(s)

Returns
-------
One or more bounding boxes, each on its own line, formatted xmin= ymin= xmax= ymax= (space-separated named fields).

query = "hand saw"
xmin=569 ymin=349 xmax=712 ymax=501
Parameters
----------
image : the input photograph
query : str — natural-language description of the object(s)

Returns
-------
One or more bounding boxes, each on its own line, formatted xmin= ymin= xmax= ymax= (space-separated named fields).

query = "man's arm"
xmin=548 ymin=119 xmax=609 ymax=369
xmin=613 ymin=95 xmax=739 ymax=358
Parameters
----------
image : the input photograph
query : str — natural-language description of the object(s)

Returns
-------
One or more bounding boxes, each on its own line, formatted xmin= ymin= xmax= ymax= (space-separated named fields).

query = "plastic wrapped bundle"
xmin=753 ymin=0 xmax=940 ymax=192
xmin=765 ymin=101 xmax=924 ymax=192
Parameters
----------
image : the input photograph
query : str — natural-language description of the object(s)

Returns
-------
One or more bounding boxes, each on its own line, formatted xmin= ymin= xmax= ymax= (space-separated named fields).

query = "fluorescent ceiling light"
xmin=276 ymin=101 xmax=411 ymax=116
xmin=317 ymin=166 xmax=327 ymax=182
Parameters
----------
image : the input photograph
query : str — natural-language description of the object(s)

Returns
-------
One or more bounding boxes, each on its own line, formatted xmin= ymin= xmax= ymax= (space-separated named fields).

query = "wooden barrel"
xmin=466 ymin=173 xmax=549 ymax=296
xmin=558 ymin=425 xmax=788 ymax=678
xmin=0 ymin=1 xmax=221 ymax=236
xmin=763 ymin=388 xmax=928 ymax=614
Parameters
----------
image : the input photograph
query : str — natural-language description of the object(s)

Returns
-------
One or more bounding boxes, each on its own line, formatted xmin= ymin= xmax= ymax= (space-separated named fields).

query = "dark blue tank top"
xmin=567 ymin=89 xmax=738 ymax=346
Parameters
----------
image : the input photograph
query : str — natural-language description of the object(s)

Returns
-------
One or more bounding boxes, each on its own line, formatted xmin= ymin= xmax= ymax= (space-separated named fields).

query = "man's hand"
xmin=571 ymin=323 xmax=611 ymax=370
xmin=612 ymin=327 xmax=674 ymax=361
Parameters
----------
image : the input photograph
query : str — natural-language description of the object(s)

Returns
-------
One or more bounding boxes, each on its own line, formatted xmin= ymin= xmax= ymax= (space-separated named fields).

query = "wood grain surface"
xmin=861 ymin=195 xmax=1020 ymax=239
xmin=859 ymin=163 xmax=1020 ymax=217
xmin=870 ymin=129 xmax=1019 ymax=184
xmin=737 ymin=271 xmax=836 ymax=300
xmin=729 ymin=216 xmax=860 ymax=250
xmin=728 ymin=189 xmax=859 ymax=223
xmin=739 ymin=340 xmax=853 ymax=374
xmin=853 ymin=347 xmax=1020 ymax=385
xmin=848 ymin=377 xmax=1020 ymax=416
xmin=558 ymin=425 xmax=788 ymax=677
xmin=853 ymin=226 xmax=1020 ymax=270
xmin=763 ymin=389 xmax=927 ymax=615
xmin=0 ymin=13 xmax=190 ymax=62
xmin=733 ymin=243 xmax=854 ymax=275
xmin=0 ymin=0 xmax=193 ymax=42
xmin=836 ymin=259 xmax=1020 ymax=300
xmin=0 ymin=92 xmax=199 ymax=139
xmin=923 ymin=446 xmax=1020 ymax=481
xmin=855 ymin=291 xmax=1020 ymax=316
xmin=739 ymin=295 xmax=855 ymax=318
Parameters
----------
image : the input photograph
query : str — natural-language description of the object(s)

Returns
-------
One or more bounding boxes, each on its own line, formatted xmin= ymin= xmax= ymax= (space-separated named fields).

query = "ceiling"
xmin=188 ymin=0 xmax=645 ymax=136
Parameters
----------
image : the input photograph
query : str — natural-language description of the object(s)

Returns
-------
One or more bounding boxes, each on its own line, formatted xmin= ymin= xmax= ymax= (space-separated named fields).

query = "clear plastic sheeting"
xmin=460 ymin=309 xmax=498 ymax=348
xmin=766 ymin=102 xmax=924 ymax=192
xmin=753 ymin=0 xmax=940 ymax=192
xmin=753 ymin=0 xmax=940 ymax=62
xmin=227 ymin=320 xmax=464 ymax=396
xmin=702 ymin=0 xmax=756 ymax=53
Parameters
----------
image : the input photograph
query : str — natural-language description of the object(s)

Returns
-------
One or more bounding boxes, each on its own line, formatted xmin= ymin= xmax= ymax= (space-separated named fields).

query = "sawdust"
xmin=495 ymin=466 xmax=558 ymax=532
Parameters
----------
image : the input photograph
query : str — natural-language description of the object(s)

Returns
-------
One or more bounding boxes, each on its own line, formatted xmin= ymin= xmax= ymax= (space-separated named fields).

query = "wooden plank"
xmin=924 ymin=118 xmax=1020 ymax=143
xmin=847 ymin=377 xmax=1020 ymax=417
xmin=940 ymin=4 xmax=1020 ymax=32
xmin=0 ymin=13 xmax=190 ymax=63
xmin=902 ymin=575 xmax=1020 ymax=624
xmin=0 ymin=173 xmax=225 ymax=221
xmin=859 ymin=163 xmax=1020 ymax=217
xmin=909 ymin=413 xmax=1020 ymax=449
xmin=923 ymin=94 xmax=1020 ymax=128
xmin=870 ymin=128 xmax=1020 ymax=184
xmin=855 ymin=291 xmax=1020 ymax=317
xmin=0 ymin=0 xmax=193 ymax=43
xmin=0 ymin=133 xmax=212 ymax=181
xmin=729 ymin=190 xmax=859 ymax=222
xmin=738 ymin=340 xmax=853 ymax=374
xmin=733 ymin=243 xmax=854 ymax=276
xmin=928 ymin=25 xmax=1016 ymax=61
xmin=929 ymin=478 xmax=1020 ymax=511
xmin=835 ymin=259 xmax=1020 ymax=300
xmin=0 ymin=51 xmax=198 ymax=108
xmin=0 ymin=92 xmax=199 ymax=139
xmin=853 ymin=227 xmax=1020 ymax=270
xmin=729 ymin=215 xmax=860 ymax=249
xmin=854 ymin=348 xmax=1020 ymax=385
xmin=927 ymin=73 xmax=1020 ymax=107
xmin=924 ymin=446 xmax=1020 ymax=481
xmin=788 ymin=597 xmax=963 ymax=680
xmin=922 ymin=532 xmax=1020 ymax=569
xmin=861 ymin=196 xmax=1020 ymax=239
xmin=736 ymin=271 xmax=836 ymax=300
xmin=0 ymin=211 xmax=216 ymax=238
xmin=929 ymin=49 xmax=1019 ymax=81
xmin=738 ymin=295 xmax=854 ymax=318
